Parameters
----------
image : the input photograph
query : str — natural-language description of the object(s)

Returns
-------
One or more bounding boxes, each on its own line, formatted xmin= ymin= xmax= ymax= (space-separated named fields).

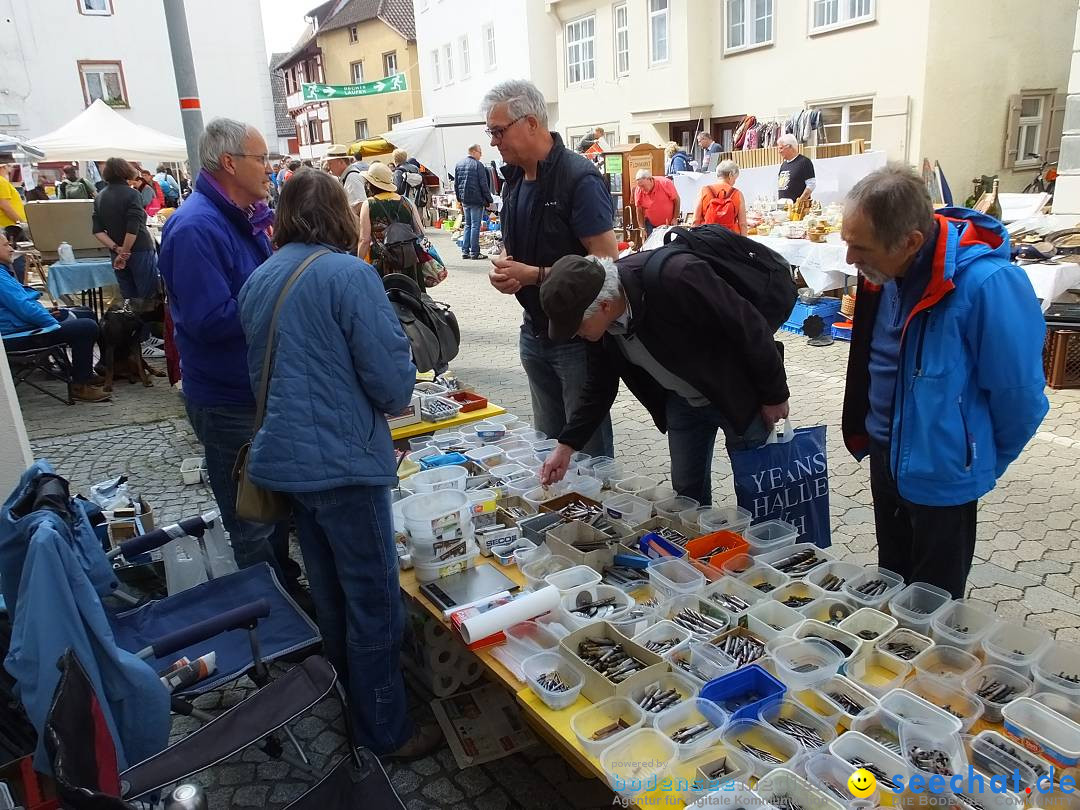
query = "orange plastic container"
xmin=685 ymin=530 xmax=750 ymax=574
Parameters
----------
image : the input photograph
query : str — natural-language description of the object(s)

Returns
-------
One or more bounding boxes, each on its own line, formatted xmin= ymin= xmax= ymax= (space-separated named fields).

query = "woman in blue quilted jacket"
xmin=238 ymin=169 xmax=441 ymax=759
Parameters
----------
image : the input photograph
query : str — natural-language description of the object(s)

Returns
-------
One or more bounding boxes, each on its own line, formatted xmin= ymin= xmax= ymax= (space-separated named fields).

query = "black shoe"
xmin=469 ymin=254 xmax=486 ymax=260
xmin=460 ymin=254 xmax=470 ymax=260
xmin=286 ymin=583 xmax=317 ymax=621
xmin=384 ymin=723 xmax=444 ymax=760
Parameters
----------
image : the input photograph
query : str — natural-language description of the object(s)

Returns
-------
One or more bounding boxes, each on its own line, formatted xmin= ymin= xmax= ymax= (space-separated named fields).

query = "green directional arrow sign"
xmin=301 ymin=72 xmax=408 ymax=102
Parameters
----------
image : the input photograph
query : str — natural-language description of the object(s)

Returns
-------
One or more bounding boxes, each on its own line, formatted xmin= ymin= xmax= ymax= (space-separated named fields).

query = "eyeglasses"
xmin=484 ymin=115 xmax=528 ymax=141
xmin=229 ymin=153 xmax=272 ymax=165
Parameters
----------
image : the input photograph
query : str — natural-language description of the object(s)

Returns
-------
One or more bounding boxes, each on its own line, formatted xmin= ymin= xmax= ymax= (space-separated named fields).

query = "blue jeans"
xmin=115 ymin=249 xmax=160 ymax=301
xmin=289 ymin=485 xmax=411 ymax=754
xmin=183 ymin=401 xmax=296 ymax=584
xmin=462 ymin=204 xmax=483 ymax=257
xmin=666 ymin=393 xmax=770 ymax=505
xmin=518 ymin=327 xmax=614 ymax=457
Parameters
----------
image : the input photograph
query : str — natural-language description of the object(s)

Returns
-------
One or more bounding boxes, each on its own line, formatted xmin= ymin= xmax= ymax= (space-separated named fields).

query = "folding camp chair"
xmin=2 ymin=323 xmax=74 ymax=405
xmin=45 ymin=649 xmax=405 ymax=810
xmin=0 ymin=462 xmax=321 ymax=773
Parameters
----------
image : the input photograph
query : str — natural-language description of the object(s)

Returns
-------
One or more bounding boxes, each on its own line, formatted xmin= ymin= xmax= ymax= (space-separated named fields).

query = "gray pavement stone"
xmin=421 ymin=776 xmax=465 ymax=805
xmin=233 ymin=784 xmax=272 ymax=807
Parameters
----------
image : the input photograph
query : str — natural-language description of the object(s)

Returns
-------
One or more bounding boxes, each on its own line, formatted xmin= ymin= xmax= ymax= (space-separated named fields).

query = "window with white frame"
xmin=443 ymin=42 xmax=454 ymax=83
xmin=648 ymin=0 xmax=669 ymax=64
xmin=78 ymin=0 xmax=112 ymax=15
xmin=383 ymin=51 xmax=397 ymax=76
xmin=565 ymin=15 xmax=596 ymax=85
xmin=809 ymin=0 xmax=874 ymax=34
xmin=1015 ymin=96 xmax=1044 ymax=166
xmin=78 ymin=61 xmax=127 ymax=107
xmin=725 ymin=0 xmax=773 ymax=53
xmin=350 ymin=61 xmax=364 ymax=84
xmin=355 ymin=119 xmax=369 ymax=139
xmin=459 ymin=35 xmax=471 ymax=78
xmin=811 ymin=98 xmax=873 ymax=145
xmin=483 ymin=23 xmax=496 ymax=69
xmin=613 ymin=3 xmax=630 ymax=76
xmin=430 ymin=49 xmax=441 ymax=87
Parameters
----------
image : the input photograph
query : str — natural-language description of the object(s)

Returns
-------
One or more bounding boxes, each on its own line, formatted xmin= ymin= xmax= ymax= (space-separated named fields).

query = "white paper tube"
xmin=457 ymin=585 xmax=561 ymax=645
xmin=424 ymin=617 xmax=452 ymax=646
xmin=459 ymin=657 xmax=484 ymax=685
xmin=431 ymin=671 xmax=461 ymax=698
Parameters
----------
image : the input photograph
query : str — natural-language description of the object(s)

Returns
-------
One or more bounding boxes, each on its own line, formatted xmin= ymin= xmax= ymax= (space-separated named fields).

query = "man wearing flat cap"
xmin=538 ymin=251 xmax=789 ymax=505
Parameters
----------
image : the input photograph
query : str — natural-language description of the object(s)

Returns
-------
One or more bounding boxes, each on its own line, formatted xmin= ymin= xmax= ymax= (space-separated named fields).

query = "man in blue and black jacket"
xmin=841 ymin=165 xmax=1048 ymax=598
xmin=452 ymin=144 xmax=492 ymax=260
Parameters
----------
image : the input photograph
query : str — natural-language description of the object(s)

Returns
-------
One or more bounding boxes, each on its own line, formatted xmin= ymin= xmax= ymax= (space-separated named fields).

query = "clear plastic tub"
xmin=412 ymin=544 xmax=479 ymax=583
xmin=487 ymin=412 xmax=520 ymax=426
xmin=563 ymin=472 xmax=604 ymax=499
xmin=511 ymin=538 xmax=541 ymax=567
xmin=888 ymin=582 xmax=953 ymax=634
xmin=546 ymin=564 xmax=603 ymax=594
xmin=592 ymin=460 xmax=624 ymax=487
xmin=520 ymin=554 xmax=574 ymax=589
xmin=875 ymin=627 xmax=934 ymax=662
xmin=679 ymin=506 xmax=713 ymax=530
xmin=655 ymin=697 xmax=729 ymax=759
xmin=661 ymin=594 xmax=731 ymax=640
xmin=668 ymin=747 xmax=753 ymax=806
xmin=667 ymin=641 xmax=737 ymax=687
xmin=899 ymin=718 xmax=968 ymax=778
xmin=843 ymin=650 xmax=913 ymax=697
xmin=759 ymin=543 xmax=834 ymax=579
xmin=407 ymin=465 xmax=469 ymax=493
xmin=522 ymin=651 xmax=584 ymax=710
xmin=559 ymin=584 xmax=635 ymax=630
xmin=471 ymin=421 xmax=508 ymax=442
xmin=463 ymin=444 xmax=506 ymax=469
xmin=806 ymin=561 xmax=864 ymax=594
xmin=792 ymin=620 xmax=864 ymax=662
xmin=914 ymin=644 xmax=982 ymax=682
xmin=839 ymin=607 xmax=898 ymax=643
xmin=878 ymin=686 xmax=964 ymax=735
xmin=801 ymin=598 xmax=856 ymax=627
xmin=963 ymin=663 xmax=1033 ymax=723
xmin=790 ymin=688 xmax=843 ymax=728
xmin=841 ymin=566 xmax=905 ymax=610
xmin=699 ymin=505 xmax=753 ymax=534
xmin=771 ymin=638 xmax=844 ymax=691
xmin=506 ymin=475 xmax=541 ymax=498
xmin=746 ymin=600 xmax=807 ymax=641
xmin=771 ymin=580 xmax=827 ymax=612
xmin=504 ymin=620 xmax=561 ymax=658
xmin=686 ymin=780 xmax=769 ymax=810
xmin=654 ymin=496 xmax=700 ymax=522
xmin=607 ymin=604 xmax=659 ymax=639
xmin=627 ymin=671 xmax=699 ymax=725
xmin=966 ymin=730 xmax=1041 ymax=794
xmin=604 ymin=493 xmax=653 ymax=527
xmin=1034 ymin=642 xmax=1080 ymax=700
xmin=599 ymin=728 xmax=677 ymax=802
xmin=613 ymin=475 xmax=658 ymax=496
xmin=721 ymin=719 xmax=804 ymax=778
xmin=638 ymin=485 xmax=677 ymax=506
xmin=829 ymin=729 xmax=913 ymax=793
xmin=511 ymin=427 xmax=546 ymax=442
xmin=904 ymin=674 xmax=983 ymax=733
xmin=720 ymin=552 xmax=756 ymax=576
xmin=413 ymin=381 xmax=448 ymax=397
xmin=494 ymin=438 xmax=533 ymax=454
xmin=814 ymin=675 xmax=879 ymax=727
xmin=488 ymin=462 xmax=526 ymax=481
xmin=981 ymin=621 xmax=1053 ymax=677
xmin=743 ymin=520 xmax=799 ymax=556
xmin=737 ymin=563 xmax=791 ymax=595
xmin=804 ymin=751 xmax=877 ymax=807
xmin=532 ymin=438 xmax=559 ymax=453
xmin=407 ymin=436 xmax=433 ymax=451
xmin=704 ymin=576 xmax=766 ymax=620
xmin=401 ymin=489 xmax=471 ymax=539
xmin=648 ymin=557 xmax=706 ymax=599
xmin=632 ymin=620 xmax=692 ymax=657
xmin=757 ymin=766 xmax=846 ymax=810
xmin=570 ymin=695 xmax=645 ymax=757
xmin=850 ymin=709 xmax=904 ymax=758
xmin=760 ymin=698 xmax=838 ymax=751
xmin=1002 ymin=696 xmax=1080 ymax=769
xmin=522 ymin=484 xmax=568 ymax=509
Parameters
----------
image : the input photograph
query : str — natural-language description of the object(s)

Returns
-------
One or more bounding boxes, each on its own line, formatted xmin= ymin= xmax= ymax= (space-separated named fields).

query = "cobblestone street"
xmin=15 ymin=228 xmax=1080 ymax=809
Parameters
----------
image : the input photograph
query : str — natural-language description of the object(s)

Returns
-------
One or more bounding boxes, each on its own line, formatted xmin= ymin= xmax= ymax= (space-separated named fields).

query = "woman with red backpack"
xmin=693 ymin=159 xmax=747 ymax=235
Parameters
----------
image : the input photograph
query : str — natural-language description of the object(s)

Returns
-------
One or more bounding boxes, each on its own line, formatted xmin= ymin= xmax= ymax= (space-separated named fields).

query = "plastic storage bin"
xmin=771 ymin=580 xmax=827 ymax=612
xmin=546 ymin=565 xmax=603 ymax=594
xmin=841 ymin=566 xmax=905 ymax=610
xmin=843 ymin=650 xmax=913 ymax=698
xmin=700 ymin=664 xmax=786 ymax=722
xmin=806 ymin=561 xmax=864 ymax=594
xmin=655 ymin=697 xmax=729 ymax=759
xmin=520 ymin=554 xmax=574 ymax=589
xmin=1033 ymin=642 xmax=1080 ymax=699
xmin=981 ymin=621 xmax=1052 ymax=677
xmin=759 ymin=543 xmax=835 ymax=579
xmin=627 ymin=670 xmax=699 ymax=724
xmin=1002 ymin=696 xmax=1080 ymax=769
xmin=613 ymin=475 xmax=658 ymax=496
xmin=407 ymin=465 xmax=469 ymax=493
xmin=771 ymin=638 xmax=844 ymax=691
xmin=904 ymin=674 xmax=983 ymax=733
xmin=648 ymin=557 xmax=706 ymax=599
xmin=592 ymin=460 xmax=624 ymax=487
xmin=721 ymin=719 xmax=804 ymax=778
xmin=599 ymin=728 xmax=677 ymax=802
xmin=914 ymin=645 xmax=982 ymax=682
xmin=757 ymin=767 xmax=847 ymax=810
xmin=638 ymin=485 xmax=677 ymax=506
xmin=875 ymin=627 xmax=934 ymax=662
xmin=720 ymin=552 xmax=756 ymax=576
xmin=704 ymin=576 xmax=767 ymax=620
xmin=829 ymin=729 xmax=913 ymax=793
xmin=471 ymin=421 xmax=508 ymax=442
xmin=571 ymin=696 xmax=645 ymax=757
xmin=814 ymin=675 xmax=879 ymax=727
xmin=401 ymin=490 xmax=471 ymax=540
xmin=804 ymin=751 xmax=878 ymax=807
xmin=877 ymin=687 xmax=964 ymax=735
xmin=963 ymin=663 xmax=1032 ymax=723
xmin=839 ymin=608 xmax=898 ymax=643
xmin=661 ymin=594 xmax=731 ymax=640
xmin=604 ymin=493 xmax=653 ymax=527
xmin=899 ymin=718 xmax=968 ymax=778
xmin=737 ymin=563 xmax=791 ymax=595
xmin=668 ymin=747 xmax=754 ymax=806
xmin=559 ymin=584 xmax=635 ymax=630
xmin=699 ymin=505 xmax=752 ymax=534
xmin=667 ymin=641 xmax=737 ymax=687
xmin=888 ymin=582 xmax=953 ymax=634
xmin=800 ymin=598 xmax=856 ymax=627
xmin=743 ymin=520 xmax=799 ymax=556
xmin=746 ymin=600 xmax=807 ymax=641
xmin=522 ymin=651 xmax=584 ymax=710
xmin=654 ymin=495 xmax=700 ymax=522
xmin=970 ymin=728 xmax=1052 ymax=787
xmin=792 ymin=619 xmax=864 ymax=662
xmin=760 ymin=698 xmax=838 ymax=751
xmin=632 ymin=620 xmax=692 ymax=657
xmin=411 ymin=545 xmax=479 ymax=583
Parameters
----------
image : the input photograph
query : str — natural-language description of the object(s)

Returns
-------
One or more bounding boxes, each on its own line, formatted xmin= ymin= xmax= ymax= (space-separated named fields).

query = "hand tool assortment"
xmin=769 ymin=549 xmax=826 ymax=575
xmin=817 ymin=573 xmax=847 ymax=591
xmin=879 ymin=640 xmax=921 ymax=659
xmin=713 ymin=633 xmax=766 ymax=668
xmin=668 ymin=721 xmax=715 ymax=745
xmin=558 ymin=503 xmax=626 ymax=539
xmin=781 ymin=594 xmax=815 ymax=608
xmin=503 ymin=506 xmax=532 ymax=521
xmin=655 ymin=526 xmax=692 ymax=547
xmin=974 ymin=676 xmax=1022 ymax=703
xmin=536 ymin=671 xmax=571 ymax=693
xmin=981 ymin=738 xmax=1051 ymax=779
xmin=826 ymin=689 xmax=867 ymax=715
xmin=736 ymin=739 xmax=784 ymax=764
xmin=570 ymin=596 xmax=619 ymax=620
xmin=589 ymin=718 xmax=630 ymax=741
xmin=635 ymin=684 xmax=684 ymax=713
xmin=602 ymin=566 xmax=649 ymax=589
xmin=708 ymin=591 xmax=752 ymax=614
xmin=769 ymin=716 xmax=826 ymax=748
xmin=854 ymin=579 xmax=892 ymax=598
xmin=644 ymin=635 xmax=684 ymax=654
xmin=671 ymin=607 xmax=727 ymax=635
xmin=847 ymin=757 xmax=902 ymax=791
xmin=908 ymin=746 xmax=954 ymax=776
xmin=577 ymin=638 xmax=646 ymax=682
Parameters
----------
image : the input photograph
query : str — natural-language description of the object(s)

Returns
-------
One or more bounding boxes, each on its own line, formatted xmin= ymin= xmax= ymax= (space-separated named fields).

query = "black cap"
xmin=539 ymin=255 xmax=606 ymax=341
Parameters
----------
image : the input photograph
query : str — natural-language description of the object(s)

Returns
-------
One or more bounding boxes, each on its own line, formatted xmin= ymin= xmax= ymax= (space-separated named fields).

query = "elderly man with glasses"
xmin=158 ymin=118 xmax=303 ymax=597
xmin=481 ymin=79 xmax=617 ymax=458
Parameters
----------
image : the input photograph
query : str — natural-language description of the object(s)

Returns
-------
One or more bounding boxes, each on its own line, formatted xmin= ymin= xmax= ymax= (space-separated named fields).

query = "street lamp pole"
xmin=162 ymin=0 xmax=204 ymax=176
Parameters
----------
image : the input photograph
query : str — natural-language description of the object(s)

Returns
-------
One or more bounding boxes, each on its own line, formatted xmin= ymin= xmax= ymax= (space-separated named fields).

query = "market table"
xmin=1023 ymin=262 xmax=1080 ymax=312
xmin=390 ymin=402 xmax=507 ymax=442
xmin=747 ymin=234 xmax=852 ymax=294
xmin=45 ymin=258 xmax=116 ymax=315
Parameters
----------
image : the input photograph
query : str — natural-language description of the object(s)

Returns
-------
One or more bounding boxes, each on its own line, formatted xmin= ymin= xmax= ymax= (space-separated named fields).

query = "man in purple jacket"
xmin=159 ymin=118 xmax=299 ymax=589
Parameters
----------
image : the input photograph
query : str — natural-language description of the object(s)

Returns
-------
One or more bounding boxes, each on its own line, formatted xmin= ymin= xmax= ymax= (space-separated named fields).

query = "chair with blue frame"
xmin=2 ymin=322 xmax=73 ymax=404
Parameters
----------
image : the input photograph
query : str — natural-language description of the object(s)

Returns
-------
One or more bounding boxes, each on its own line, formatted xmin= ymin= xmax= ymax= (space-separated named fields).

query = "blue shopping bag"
xmin=728 ymin=418 xmax=832 ymax=549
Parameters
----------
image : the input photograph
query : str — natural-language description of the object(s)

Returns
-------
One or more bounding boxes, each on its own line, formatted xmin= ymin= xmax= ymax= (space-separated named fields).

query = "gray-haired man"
xmin=159 ymin=119 xmax=301 ymax=592
xmin=481 ymin=79 xmax=616 ymax=457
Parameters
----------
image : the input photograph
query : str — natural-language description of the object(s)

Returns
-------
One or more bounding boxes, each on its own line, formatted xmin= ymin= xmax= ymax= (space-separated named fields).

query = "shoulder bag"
xmin=233 ymin=248 xmax=330 ymax=523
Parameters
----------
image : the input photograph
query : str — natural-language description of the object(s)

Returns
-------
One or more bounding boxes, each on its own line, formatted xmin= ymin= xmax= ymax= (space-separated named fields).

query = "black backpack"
xmin=383 ymin=273 xmax=460 ymax=374
xmin=642 ymin=225 xmax=797 ymax=332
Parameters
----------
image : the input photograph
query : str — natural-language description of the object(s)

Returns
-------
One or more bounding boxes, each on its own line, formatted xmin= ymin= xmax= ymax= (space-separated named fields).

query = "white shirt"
xmin=342 ymin=169 xmax=366 ymax=206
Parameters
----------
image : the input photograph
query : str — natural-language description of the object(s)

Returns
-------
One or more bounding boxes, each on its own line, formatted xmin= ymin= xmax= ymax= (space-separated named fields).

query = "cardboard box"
xmin=475 ymin=518 xmax=520 ymax=556
xmin=105 ymin=497 xmax=155 ymax=546
xmin=546 ymin=520 xmax=616 ymax=570
xmin=387 ymin=394 xmax=422 ymax=429
xmin=558 ymin=620 xmax=664 ymax=703
xmin=495 ymin=495 xmax=538 ymax=525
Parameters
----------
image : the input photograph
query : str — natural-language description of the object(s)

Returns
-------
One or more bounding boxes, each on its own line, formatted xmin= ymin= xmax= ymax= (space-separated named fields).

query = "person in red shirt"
xmin=633 ymin=169 xmax=680 ymax=236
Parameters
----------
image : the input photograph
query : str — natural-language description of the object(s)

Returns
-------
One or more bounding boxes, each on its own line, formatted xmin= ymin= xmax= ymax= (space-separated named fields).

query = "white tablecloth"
xmin=749 ymin=235 xmax=853 ymax=293
xmin=1023 ymin=262 xmax=1080 ymax=311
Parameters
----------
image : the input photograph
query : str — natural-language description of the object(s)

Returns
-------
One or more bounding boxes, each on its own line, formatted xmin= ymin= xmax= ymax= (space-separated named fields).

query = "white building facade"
xmin=414 ymin=0 xmax=559 ymax=127
xmin=0 ymin=0 xmax=277 ymax=151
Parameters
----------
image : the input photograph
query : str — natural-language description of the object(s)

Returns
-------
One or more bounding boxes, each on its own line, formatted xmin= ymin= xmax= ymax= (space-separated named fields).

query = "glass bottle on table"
xmin=986 ymin=179 xmax=1002 ymax=221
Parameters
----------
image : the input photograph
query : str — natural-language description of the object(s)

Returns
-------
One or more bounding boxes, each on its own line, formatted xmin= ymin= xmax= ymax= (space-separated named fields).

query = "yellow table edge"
xmin=391 ymin=402 xmax=507 ymax=441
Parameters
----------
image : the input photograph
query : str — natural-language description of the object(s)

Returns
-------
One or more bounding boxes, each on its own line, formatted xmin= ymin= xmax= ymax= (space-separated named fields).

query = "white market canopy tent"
xmin=30 ymin=100 xmax=188 ymax=164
